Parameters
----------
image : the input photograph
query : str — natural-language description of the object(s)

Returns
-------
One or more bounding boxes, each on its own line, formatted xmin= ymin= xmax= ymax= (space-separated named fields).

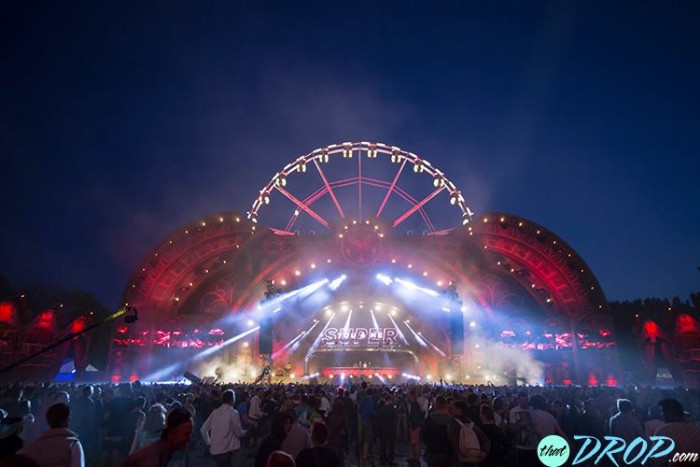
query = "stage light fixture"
xmin=376 ymin=274 xmax=393 ymax=285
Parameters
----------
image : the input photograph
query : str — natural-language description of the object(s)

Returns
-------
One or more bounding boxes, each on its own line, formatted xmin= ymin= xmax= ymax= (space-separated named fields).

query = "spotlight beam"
xmin=273 ymin=319 xmax=320 ymax=359
xmin=395 ymin=277 xmax=439 ymax=297
xmin=376 ymin=274 xmax=393 ymax=286
xmin=328 ymin=274 xmax=347 ymax=291
xmin=403 ymin=320 xmax=427 ymax=347
xmin=387 ymin=313 xmax=409 ymax=345
xmin=342 ymin=309 xmax=353 ymax=331
xmin=416 ymin=331 xmax=447 ymax=357
xmin=306 ymin=312 xmax=336 ymax=357
xmin=370 ymin=309 xmax=380 ymax=329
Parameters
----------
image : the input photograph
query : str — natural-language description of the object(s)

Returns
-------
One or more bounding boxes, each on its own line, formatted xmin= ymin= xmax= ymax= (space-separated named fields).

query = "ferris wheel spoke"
xmin=391 ymin=186 xmax=445 ymax=229
xmin=393 ymin=184 xmax=436 ymax=232
xmin=313 ymin=159 xmax=345 ymax=219
xmin=376 ymin=159 xmax=407 ymax=219
xmin=285 ymin=185 xmax=327 ymax=231
xmin=275 ymin=186 xmax=331 ymax=229
xmin=364 ymin=177 xmax=436 ymax=232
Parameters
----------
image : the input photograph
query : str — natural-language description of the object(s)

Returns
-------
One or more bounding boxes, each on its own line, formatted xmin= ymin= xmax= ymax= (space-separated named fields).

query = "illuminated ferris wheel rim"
xmin=247 ymin=142 xmax=475 ymax=234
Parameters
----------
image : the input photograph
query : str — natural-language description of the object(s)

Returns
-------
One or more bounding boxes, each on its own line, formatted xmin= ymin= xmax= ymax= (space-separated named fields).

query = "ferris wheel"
xmin=248 ymin=142 xmax=475 ymax=235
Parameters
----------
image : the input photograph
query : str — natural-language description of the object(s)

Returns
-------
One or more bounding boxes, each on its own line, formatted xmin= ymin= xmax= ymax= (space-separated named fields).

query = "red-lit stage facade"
xmin=109 ymin=142 xmax=618 ymax=385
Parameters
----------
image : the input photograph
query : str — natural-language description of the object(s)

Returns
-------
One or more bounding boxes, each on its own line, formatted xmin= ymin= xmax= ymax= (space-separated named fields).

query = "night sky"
xmin=2 ymin=1 xmax=699 ymax=308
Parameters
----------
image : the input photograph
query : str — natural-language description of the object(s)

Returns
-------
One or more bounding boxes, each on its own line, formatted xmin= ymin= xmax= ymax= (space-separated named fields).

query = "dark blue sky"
xmin=2 ymin=1 xmax=699 ymax=307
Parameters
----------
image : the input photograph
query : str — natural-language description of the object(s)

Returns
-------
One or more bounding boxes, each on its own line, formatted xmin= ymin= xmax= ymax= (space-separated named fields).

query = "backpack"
xmin=454 ymin=418 xmax=486 ymax=463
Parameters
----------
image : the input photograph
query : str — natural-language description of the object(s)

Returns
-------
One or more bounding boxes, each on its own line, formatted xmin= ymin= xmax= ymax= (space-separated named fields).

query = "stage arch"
xmin=110 ymin=142 xmax=617 ymax=385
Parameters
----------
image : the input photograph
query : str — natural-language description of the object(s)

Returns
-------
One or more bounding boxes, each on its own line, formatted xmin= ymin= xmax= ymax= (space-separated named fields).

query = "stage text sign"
xmin=321 ymin=327 xmax=398 ymax=347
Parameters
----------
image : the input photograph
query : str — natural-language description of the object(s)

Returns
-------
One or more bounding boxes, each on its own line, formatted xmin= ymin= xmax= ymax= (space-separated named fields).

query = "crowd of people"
xmin=0 ymin=379 xmax=699 ymax=467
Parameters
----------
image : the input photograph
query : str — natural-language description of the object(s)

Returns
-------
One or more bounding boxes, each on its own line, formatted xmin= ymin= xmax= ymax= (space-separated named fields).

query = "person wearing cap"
xmin=200 ymin=389 xmax=245 ymax=467
xmin=121 ymin=408 xmax=193 ymax=467
xmin=17 ymin=403 xmax=84 ymax=467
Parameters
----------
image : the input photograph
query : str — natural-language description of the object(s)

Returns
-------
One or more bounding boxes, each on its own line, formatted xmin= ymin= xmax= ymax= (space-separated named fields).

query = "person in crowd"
xmin=70 ymin=386 xmax=97 ymax=463
xmin=134 ymin=404 xmax=167 ymax=450
xmin=654 ymin=398 xmax=700 ymax=464
xmin=326 ymin=398 xmax=347 ymax=467
xmin=265 ymin=450 xmax=295 ymax=467
xmin=491 ymin=397 xmax=507 ymax=429
xmin=200 ymin=389 xmax=246 ymax=467
xmin=407 ymin=390 xmax=424 ymax=462
xmin=449 ymin=400 xmax=489 ymax=466
xmin=15 ymin=400 xmax=35 ymax=445
xmin=18 ymin=403 xmax=84 ymax=467
xmin=643 ymin=404 xmax=664 ymax=437
xmin=508 ymin=392 xmax=538 ymax=467
xmin=480 ymin=405 xmax=509 ymax=467
xmin=102 ymin=383 xmax=138 ymax=466
xmin=317 ymin=391 xmax=331 ymax=419
xmin=358 ymin=387 xmax=375 ymax=463
xmin=131 ymin=396 xmax=148 ymax=447
xmin=0 ymin=416 xmax=24 ymax=459
xmin=464 ymin=393 xmax=482 ymax=426
xmin=249 ymin=388 xmax=264 ymax=426
xmin=529 ymin=394 xmax=567 ymax=441
xmin=336 ymin=389 xmax=355 ymax=450
xmin=608 ymin=398 xmax=645 ymax=443
xmin=395 ymin=389 xmax=408 ymax=442
xmin=247 ymin=387 xmax=265 ymax=447
xmin=376 ymin=392 xmax=398 ymax=467
xmin=34 ymin=391 xmax=70 ymax=437
xmin=295 ymin=422 xmax=340 ymax=467
xmin=281 ymin=409 xmax=312 ymax=459
xmin=579 ymin=398 xmax=605 ymax=440
xmin=547 ymin=400 xmax=564 ymax=425
xmin=0 ymin=388 xmax=23 ymax=418
xmin=416 ymin=390 xmax=429 ymax=419
xmin=303 ymin=397 xmax=323 ymax=428
xmin=183 ymin=394 xmax=196 ymax=419
xmin=256 ymin=412 xmax=293 ymax=467
xmin=122 ymin=408 xmax=193 ymax=467
xmin=421 ymin=395 xmax=453 ymax=467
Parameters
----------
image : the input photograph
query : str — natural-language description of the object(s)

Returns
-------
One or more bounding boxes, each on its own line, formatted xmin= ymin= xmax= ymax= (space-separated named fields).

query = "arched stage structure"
xmin=109 ymin=142 xmax=618 ymax=385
